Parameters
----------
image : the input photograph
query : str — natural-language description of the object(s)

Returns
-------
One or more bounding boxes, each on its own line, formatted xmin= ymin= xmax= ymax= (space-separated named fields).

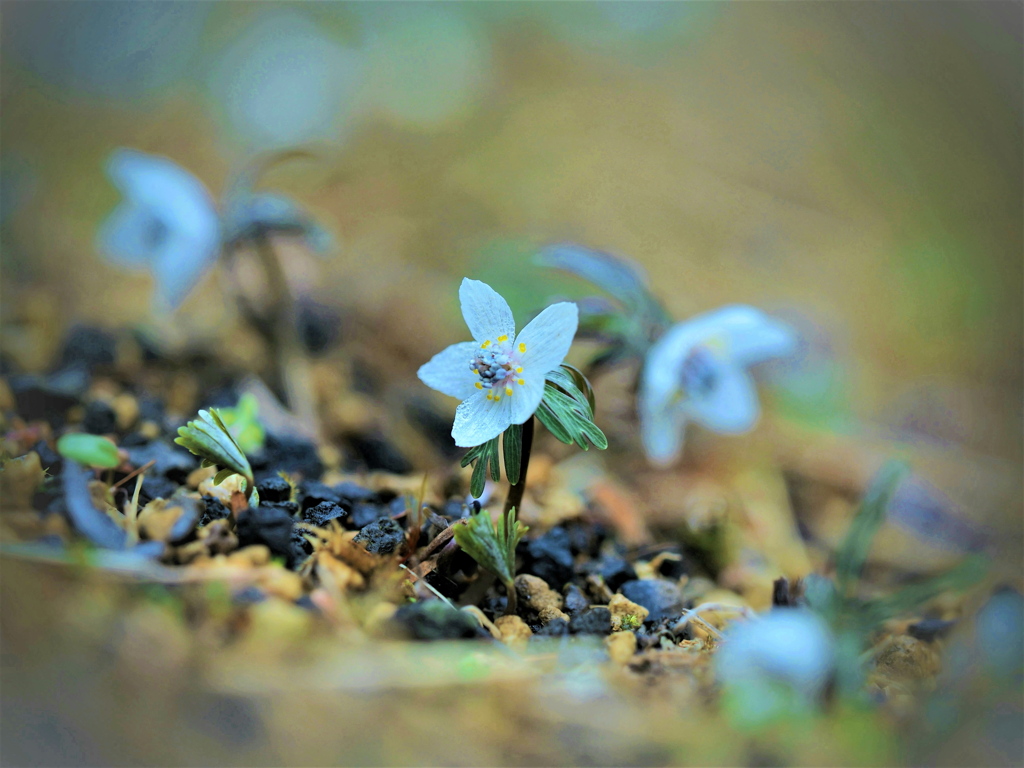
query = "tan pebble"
xmin=187 ymin=464 xmax=217 ymax=489
xmin=873 ymin=635 xmax=941 ymax=684
xmin=608 ymin=593 xmax=649 ymax=631
xmin=515 ymin=574 xmax=569 ymax=623
xmin=112 ymin=393 xmax=139 ymax=431
xmin=138 ymin=421 xmax=161 ymax=440
xmin=227 ymin=545 xmax=271 ymax=567
xmin=258 ymin=567 xmax=304 ymax=602
xmin=137 ymin=499 xmax=183 ymax=541
xmin=605 ymin=630 xmax=638 ymax=664
xmin=495 ymin=615 xmax=532 ymax=647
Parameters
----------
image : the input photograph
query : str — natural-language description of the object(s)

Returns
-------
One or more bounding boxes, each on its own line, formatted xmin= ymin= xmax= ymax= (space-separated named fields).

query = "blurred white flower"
xmin=418 ymin=279 xmax=578 ymax=447
xmin=207 ymin=12 xmax=364 ymax=150
xmin=716 ymin=608 xmax=835 ymax=699
xmin=97 ymin=148 xmax=220 ymax=310
xmin=639 ymin=305 xmax=797 ymax=465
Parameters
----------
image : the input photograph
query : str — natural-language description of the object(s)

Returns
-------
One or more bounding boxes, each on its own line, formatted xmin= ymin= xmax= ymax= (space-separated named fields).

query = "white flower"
xmin=715 ymin=608 xmax=835 ymax=699
xmin=97 ymin=149 xmax=220 ymax=310
xmin=418 ymin=279 xmax=579 ymax=447
xmin=639 ymin=305 xmax=797 ymax=465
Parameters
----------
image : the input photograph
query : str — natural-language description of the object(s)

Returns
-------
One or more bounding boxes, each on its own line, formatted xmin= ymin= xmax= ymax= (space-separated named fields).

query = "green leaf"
xmin=174 ymin=408 xmax=257 ymax=505
xmin=503 ymin=424 xmax=522 ymax=486
xmin=462 ymin=438 xmax=500 ymax=498
xmin=452 ymin=506 xmax=528 ymax=587
xmin=862 ymin=555 xmax=987 ymax=625
xmin=216 ymin=393 xmax=266 ymax=454
xmin=537 ymin=377 xmax=608 ymax=450
xmin=56 ymin=433 xmax=121 ymax=469
xmin=835 ymin=461 xmax=909 ymax=596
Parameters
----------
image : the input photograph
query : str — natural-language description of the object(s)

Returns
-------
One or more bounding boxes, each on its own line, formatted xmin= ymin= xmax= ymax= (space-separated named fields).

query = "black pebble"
xmin=569 ymin=607 xmax=612 ymax=635
xmin=126 ymin=441 xmax=198 ymax=481
xmin=908 ymin=618 xmax=957 ymax=642
xmin=562 ymin=583 xmax=590 ymax=617
xmin=32 ymin=440 xmax=63 ymax=475
xmin=303 ymin=501 xmax=348 ymax=528
xmin=353 ymin=518 xmax=404 ymax=555
xmin=347 ymin=433 xmax=412 ymax=474
xmin=82 ymin=400 xmax=118 ymax=435
xmin=199 ymin=496 xmax=230 ymax=527
xmin=620 ymin=579 xmax=684 ymax=623
xmin=9 ymin=367 xmax=89 ymax=425
xmin=393 ymin=601 xmax=481 ymax=641
xmin=57 ymin=325 xmax=117 ymax=371
xmin=256 ymin=476 xmax=292 ymax=503
xmin=255 ymin=433 xmax=323 ymax=480
xmin=235 ymin=504 xmax=296 ymax=564
xmin=349 ymin=502 xmax=387 ymax=529
xmin=138 ymin=475 xmax=178 ymax=505
xmin=298 ymin=481 xmax=341 ymax=511
xmin=520 ymin=527 xmax=574 ymax=590
xmin=586 ymin=555 xmax=637 ymax=593
xmin=334 ymin=482 xmax=378 ymax=504
xmin=535 ymin=617 xmax=570 ymax=636
xmin=290 ymin=528 xmax=314 ymax=565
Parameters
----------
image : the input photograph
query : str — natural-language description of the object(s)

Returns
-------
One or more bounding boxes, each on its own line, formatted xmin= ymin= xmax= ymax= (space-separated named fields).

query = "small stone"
xmin=608 ymin=593 xmax=649 ymax=631
xmin=353 ymin=517 xmax=405 ymax=555
xmin=535 ymin=617 xmax=570 ymax=637
xmin=620 ymin=579 xmax=683 ymax=623
xmin=393 ymin=600 xmax=479 ymax=641
xmin=563 ymin=583 xmax=589 ymax=616
xmin=569 ymin=607 xmax=612 ymax=635
xmin=235 ymin=505 xmax=296 ymax=564
xmin=605 ymin=630 xmax=638 ymax=665
xmin=495 ymin=615 xmax=532 ymax=647
xmin=126 ymin=441 xmax=198 ymax=481
xmin=82 ymin=400 xmax=117 ymax=435
xmin=586 ymin=555 xmax=637 ymax=593
xmin=334 ymin=482 xmax=378 ymax=504
xmin=521 ymin=526 xmax=574 ymax=589
xmin=303 ymin=500 xmax=348 ymax=528
xmin=350 ymin=502 xmax=387 ymax=529
xmin=907 ymin=618 xmax=956 ymax=642
xmin=515 ymin=574 xmax=570 ymax=624
xmin=297 ymin=481 xmax=341 ymax=511
xmin=256 ymin=476 xmax=292 ymax=503
xmin=198 ymin=495 xmax=230 ymax=527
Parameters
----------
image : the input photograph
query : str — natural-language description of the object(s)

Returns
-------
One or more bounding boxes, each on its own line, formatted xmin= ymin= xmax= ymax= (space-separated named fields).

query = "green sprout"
xmin=174 ymin=408 xmax=259 ymax=506
xmin=56 ymin=433 xmax=121 ymax=469
xmin=216 ymin=393 xmax=266 ymax=455
xmin=620 ymin=613 xmax=642 ymax=631
xmin=453 ymin=506 xmax=529 ymax=616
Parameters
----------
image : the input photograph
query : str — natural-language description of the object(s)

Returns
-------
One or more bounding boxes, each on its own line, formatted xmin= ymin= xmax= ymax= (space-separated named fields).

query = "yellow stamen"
xmin=517 ymin=378 xmax=525 ymax=385
xmin=494 ymin=395 xmax=501 ymax=402
xmin=505 ymin=387 xmax=513 ymax=396
xmin=486 ymin=393 xmax=493 ymax=401
xmin=497 ymin=335 xmax=508 ymax=342
xmin=473 ymin=369 xmax=479 ymax=374
xmin=518 ymin=342 xmax=526 ymax=353
xmin=475 ymin=382 xmax=483 ymax=389
xmin=515 ymin=366 xmax=523 ymax=373
xmin=481 ymin=340 xmax=491 ymax=349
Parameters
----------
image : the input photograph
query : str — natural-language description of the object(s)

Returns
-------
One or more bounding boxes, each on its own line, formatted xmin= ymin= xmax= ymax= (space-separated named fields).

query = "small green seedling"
xmin=216 ymin=392 xmax=266 ymax=455
xmin=174 ymin=408 xmax=259 ymax=506
xmin=453 ymin=506 xmax=529 ymax=616
xmin=56 ymin=433 xmax=121 ymax=469
xmin=620 ymin=613 xmax=642 ymax=631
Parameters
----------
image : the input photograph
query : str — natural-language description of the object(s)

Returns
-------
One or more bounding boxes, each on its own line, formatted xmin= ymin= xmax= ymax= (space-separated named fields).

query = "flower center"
xmin=679 ymin=345 xmax=719 ymax=398
xmin=469 ymin=337 xmax=528 ymax=402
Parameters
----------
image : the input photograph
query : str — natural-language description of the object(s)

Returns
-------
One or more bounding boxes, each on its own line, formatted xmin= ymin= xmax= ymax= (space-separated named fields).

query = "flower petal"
xmin=507 ymin=373 xmax=546 ymax=426
xmin=516 ymin=301 xmax=579 ymax=376
xmin=97 ymin=204 xmax=159 ymax=268
xmin=149 ymin=232 xmax=222 ymax=310
xmin=452 ymin=389 xmax=515 ymax=447
xmin=641 ymin=320 xmax=702 ymax=416
xmin=688 ymin=365 xmax=760 ymax=433
xmin=639 ymin=396 xmax=688 ymax=466
xmin=417 ymin=341 xmax=480 ymax=400
xmin=688 ymin=305 xmax=797 ymax=367
xmin=459 ymin=278 xmax=516 ymax=342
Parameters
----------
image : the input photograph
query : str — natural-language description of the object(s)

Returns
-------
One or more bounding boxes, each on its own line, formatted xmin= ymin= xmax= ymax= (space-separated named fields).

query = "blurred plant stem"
xmin=251 ymin=233 xmax=319 ymax=441
xmin=503 ymin=416 xmax=534 ymax=516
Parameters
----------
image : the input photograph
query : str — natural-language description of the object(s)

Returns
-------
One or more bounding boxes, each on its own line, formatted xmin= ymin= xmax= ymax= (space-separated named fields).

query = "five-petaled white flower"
xmin=418 ymin=279 xmax=579 ymax=447
xmin=639 ymin=305 xmax=797 ymax=465
xmin=97 ymin=148 xmax=221 ymax=310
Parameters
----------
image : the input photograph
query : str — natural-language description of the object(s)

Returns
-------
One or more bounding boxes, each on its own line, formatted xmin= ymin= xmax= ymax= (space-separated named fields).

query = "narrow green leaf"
xmin=56 ymin=433 xmax=120 ymax=469
xmin=503 ymin=424 xmax=522 ymax=485
xmin=453 ymin=507 xmax=514 ymax=585
xmin=862 ymin=555 xmax=987 ymax=625
xmin=486 ymin=438 xmax=501 ymax=482
xmin=835 ymin=461 xmax=910 ymax=595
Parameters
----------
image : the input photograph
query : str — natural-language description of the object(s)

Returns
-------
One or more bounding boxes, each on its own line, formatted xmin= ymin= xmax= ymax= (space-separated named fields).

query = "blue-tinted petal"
xmin=452 ymin=389 xmax=514 ymax=447
xmin=639 ymin=397 xmax=688 ymax=466
xmin=516 ymin=301 xmax=579 ymax=376
xmin=97 ymin=204 xmax=160 ymax=268
xmin=688 ymin=365 xmax=760 ymax=433
xmin=459 ymin=278 xmax=515 ymax=342
xmin=418 ymin=341 xmax=480 ymax=400
xmin=150 ymin=231 xmax=220 ymax=310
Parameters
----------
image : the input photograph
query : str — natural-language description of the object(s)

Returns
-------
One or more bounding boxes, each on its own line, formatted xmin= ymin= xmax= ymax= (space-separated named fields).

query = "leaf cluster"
xmin=452 ymin=506 xmax=529 ymax=588
xmin=537 ymin=366 xmax=607 ymax=450
xmin=174 ymin=409 xmax=259 ymax=506
xmin=56 ymin=433 xmax=121 ymax=469
xmin=215 ymin=393 xmax=266 ymax=455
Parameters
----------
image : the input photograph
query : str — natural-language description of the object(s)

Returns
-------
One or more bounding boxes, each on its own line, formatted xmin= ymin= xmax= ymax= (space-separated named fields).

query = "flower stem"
xmin=503 ymin=577 xmax=518 ymax=617
xmin=252 ymin=233 xmax=319 ymax=439
xmin=503 ymin=416 xmax=534 ymax=516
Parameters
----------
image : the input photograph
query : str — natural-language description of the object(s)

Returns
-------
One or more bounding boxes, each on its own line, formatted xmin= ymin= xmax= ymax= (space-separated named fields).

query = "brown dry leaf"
xmin=315 ymin=551 xmax=367 ymax=592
